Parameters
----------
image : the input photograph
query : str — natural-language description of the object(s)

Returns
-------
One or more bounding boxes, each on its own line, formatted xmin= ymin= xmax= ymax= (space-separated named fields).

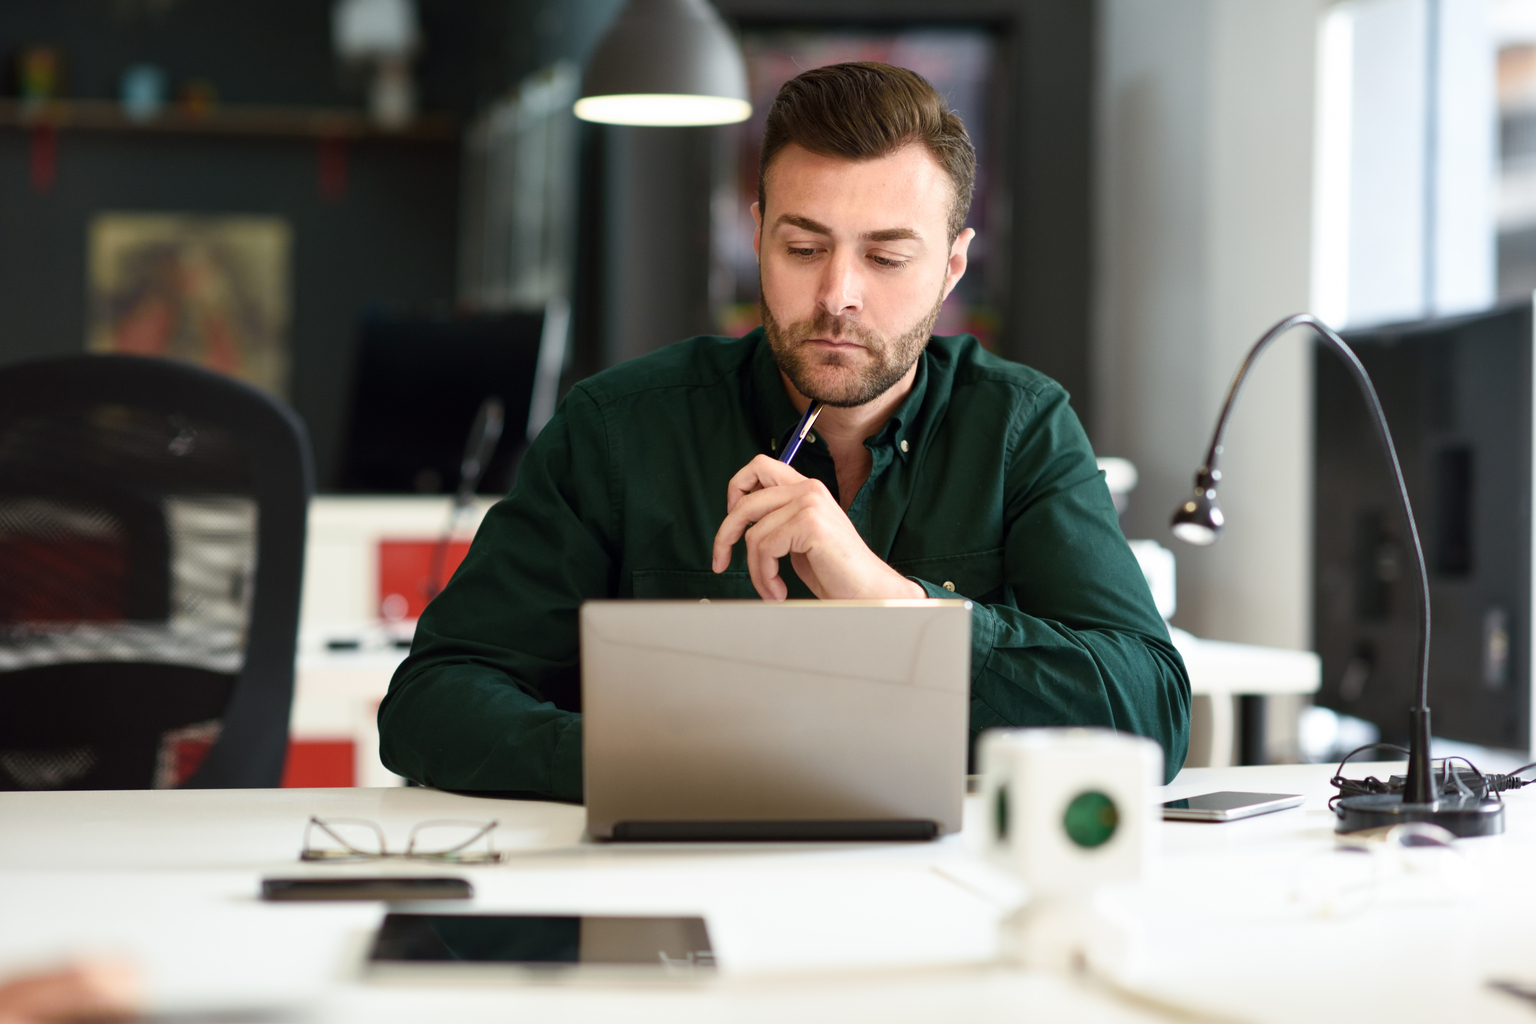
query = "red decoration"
xmin=378 ymin=539 xmax=472 ymax=621
xmin=281 ymin=739 xmax=357 ymax=788
xmin=29 ymin=123 xmax=56 ymax=194
xmin=318 ymin=134 xmax=348 ymax=201
xmin=155 ymin=721 xmax=222 ymax=789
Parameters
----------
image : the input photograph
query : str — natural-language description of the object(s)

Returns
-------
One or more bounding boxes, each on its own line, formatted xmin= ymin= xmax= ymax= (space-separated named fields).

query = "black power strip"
xmin=1329 ymin=744 xmax=1536 ymax=805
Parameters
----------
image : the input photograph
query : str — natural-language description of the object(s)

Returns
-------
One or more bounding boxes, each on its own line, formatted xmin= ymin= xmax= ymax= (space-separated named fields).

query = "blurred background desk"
xmin=289 ymin=495 xmax=495 ymax=788
xmin=1173 ymin=629 xmax=1320 ymax=769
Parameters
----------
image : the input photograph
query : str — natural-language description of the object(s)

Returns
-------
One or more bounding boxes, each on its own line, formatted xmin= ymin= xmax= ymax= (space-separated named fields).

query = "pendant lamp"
xmin=575 ymin=0 xmax=751 ymax=127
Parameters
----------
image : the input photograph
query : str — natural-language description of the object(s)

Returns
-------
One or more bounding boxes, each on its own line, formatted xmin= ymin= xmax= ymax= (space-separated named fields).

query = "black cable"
xmin=1334 ymin=741 xmax=1410 ymax=772
xmin=1328 ymin=743 xmax=1409 ymax=809
xmin=1438 ymin=755 xmax=1486 ymax=801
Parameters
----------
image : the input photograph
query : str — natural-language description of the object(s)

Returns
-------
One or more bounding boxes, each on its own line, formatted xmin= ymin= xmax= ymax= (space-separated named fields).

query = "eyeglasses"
xmin=300 ymin=816 xmax=505 ymax=864
xmin=1290 ymin=822 xmax=1471 ymax=919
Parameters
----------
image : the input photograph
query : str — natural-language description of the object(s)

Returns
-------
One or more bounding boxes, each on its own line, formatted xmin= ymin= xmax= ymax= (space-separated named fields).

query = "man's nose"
xmin=817 ymin=249 xmax=863 ymax=318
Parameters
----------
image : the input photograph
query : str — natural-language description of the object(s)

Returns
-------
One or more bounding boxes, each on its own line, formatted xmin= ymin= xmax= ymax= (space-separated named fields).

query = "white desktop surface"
xmin=3 ymin=764 xmax=1534 ymax=1023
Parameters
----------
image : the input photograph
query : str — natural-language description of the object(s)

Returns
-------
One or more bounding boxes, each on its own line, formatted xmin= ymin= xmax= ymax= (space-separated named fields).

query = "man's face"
xmin=754 ymin=143 xmax=974 ymax=408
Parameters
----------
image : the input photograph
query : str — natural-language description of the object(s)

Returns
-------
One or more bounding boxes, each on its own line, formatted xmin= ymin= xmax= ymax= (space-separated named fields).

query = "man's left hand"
xmin=710 ymin=454 xmax=925 ymax=602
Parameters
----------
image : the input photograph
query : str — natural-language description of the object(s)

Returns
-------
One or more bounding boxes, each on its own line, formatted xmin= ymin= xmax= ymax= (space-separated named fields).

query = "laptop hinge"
xmin=608 ymin=820 xmax=938 ymax=842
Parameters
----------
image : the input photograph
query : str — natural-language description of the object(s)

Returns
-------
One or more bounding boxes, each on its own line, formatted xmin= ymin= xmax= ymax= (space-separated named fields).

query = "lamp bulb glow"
xmin=1170 ymin=520 xmax=1220 ymax=546
xmin=574 ymin=93 xmax=751 ymax=126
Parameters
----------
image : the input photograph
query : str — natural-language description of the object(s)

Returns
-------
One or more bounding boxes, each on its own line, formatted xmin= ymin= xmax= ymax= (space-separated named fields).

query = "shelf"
xmin=0 ymin=98 xmax=456 ymax=143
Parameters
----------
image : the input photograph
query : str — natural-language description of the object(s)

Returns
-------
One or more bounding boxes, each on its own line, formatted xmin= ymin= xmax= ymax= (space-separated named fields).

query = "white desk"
xmin=3 ymin=763 xmax=1535 ymax=1023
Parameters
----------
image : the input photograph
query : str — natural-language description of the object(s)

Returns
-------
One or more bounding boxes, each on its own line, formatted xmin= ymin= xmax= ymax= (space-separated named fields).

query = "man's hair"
xmin=758 ymin=62 xmax=976 ymax=245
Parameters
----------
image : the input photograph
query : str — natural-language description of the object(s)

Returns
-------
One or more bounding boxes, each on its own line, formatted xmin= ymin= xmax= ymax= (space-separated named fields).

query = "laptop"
xmin=580 ymin=599 xmax=971 ymax=841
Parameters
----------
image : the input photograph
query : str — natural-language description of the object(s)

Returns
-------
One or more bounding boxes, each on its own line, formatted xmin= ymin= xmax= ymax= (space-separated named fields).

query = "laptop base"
xmin=607 ymin=820 xmax=939 ymax=842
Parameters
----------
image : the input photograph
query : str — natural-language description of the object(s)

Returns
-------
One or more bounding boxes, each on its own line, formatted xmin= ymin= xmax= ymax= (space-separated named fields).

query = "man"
xmin=379 ymin=62 xmax=1190 ymax=796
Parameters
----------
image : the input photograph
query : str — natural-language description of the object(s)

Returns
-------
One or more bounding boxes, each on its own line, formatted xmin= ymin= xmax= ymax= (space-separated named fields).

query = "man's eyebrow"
xmin=773 ymin=215 xmax=923 ymax=244
xmin=773 ymin=214 xmax=833 ymax=235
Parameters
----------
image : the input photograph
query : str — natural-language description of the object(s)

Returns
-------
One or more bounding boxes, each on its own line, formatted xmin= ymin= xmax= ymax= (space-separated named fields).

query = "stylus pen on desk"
xmin=779 ymin=401 xmax=822 ymax=467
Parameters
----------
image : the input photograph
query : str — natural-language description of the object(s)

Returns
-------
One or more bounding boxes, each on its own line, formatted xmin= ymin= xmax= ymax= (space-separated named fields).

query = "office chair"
xmin=0 ymin=355 xmax=312 ymax=789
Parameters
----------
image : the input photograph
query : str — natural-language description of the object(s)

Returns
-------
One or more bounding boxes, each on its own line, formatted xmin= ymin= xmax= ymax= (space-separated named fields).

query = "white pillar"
xmin=1094 ymin=0 xmax=1321 ymax=650
xmin=1433 ymin=0 xmax=1498 ymax=315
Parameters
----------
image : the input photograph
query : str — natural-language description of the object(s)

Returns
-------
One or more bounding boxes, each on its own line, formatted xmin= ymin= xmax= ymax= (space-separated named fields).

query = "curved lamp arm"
xmin=1169 ymin=312 xmax=1434 ymax=804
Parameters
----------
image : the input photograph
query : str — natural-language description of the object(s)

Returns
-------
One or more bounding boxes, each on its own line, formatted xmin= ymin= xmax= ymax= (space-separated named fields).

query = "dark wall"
xmin=502 ymin=0 xmax=625 ymax=87
xmin=0 ymin=1 xmax=510 ymax=115
xmin=497 ymin=0 xmax=626 ymax=387
xmin=600 ymin=124 xmax=717 ymax=366
xmin=0 ymin=131 xmax=461 ymax=492
xmin=0 ymin=1 xmax=518 ymax=490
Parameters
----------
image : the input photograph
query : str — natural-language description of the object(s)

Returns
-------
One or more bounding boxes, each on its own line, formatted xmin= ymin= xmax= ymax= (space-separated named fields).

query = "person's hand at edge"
xmin=0 ymin=959 xmax=141 ymax=1024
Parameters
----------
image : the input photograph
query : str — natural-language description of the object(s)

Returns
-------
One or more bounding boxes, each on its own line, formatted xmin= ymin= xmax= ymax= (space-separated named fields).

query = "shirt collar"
xmin=748 ymin=326 xmax=930 ymax=461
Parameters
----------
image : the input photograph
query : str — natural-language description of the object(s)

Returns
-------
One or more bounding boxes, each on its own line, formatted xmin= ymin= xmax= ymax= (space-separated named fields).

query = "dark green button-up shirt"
xmin=378 ymin=329 xmax=1191 ymax=797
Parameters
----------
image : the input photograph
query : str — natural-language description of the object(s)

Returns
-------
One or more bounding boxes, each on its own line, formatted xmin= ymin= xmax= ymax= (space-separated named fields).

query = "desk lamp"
xmin=574 ymin=0 xmax=751 ymax=127
xmin=1170 ymin=313 xmax=1502 ymax=836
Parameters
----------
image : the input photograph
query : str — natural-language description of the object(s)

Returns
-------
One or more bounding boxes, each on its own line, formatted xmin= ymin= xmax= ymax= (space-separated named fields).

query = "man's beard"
xmin=761 ymin=289 xmax=945 ymax=408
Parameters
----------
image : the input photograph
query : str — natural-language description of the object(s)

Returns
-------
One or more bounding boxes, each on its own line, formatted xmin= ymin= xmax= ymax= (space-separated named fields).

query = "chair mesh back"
xmin=0 ymin=400 xmax=259 ymax=789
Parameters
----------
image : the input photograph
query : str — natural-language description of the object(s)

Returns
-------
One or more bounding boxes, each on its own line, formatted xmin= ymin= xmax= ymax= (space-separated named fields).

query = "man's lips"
xmin=805 ymin=336 xmax=866 ymax=350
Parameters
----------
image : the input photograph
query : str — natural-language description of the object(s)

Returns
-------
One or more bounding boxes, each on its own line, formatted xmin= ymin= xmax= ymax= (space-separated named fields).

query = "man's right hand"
xmin=710 ymin=454 xmax=924 ymax=602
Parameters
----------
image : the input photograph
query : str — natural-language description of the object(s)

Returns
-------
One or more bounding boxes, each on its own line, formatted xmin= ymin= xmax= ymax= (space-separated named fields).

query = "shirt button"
xmin=807 ymin=432 xmax=816 ymax=444
xmin=942 ymin=581 xmax=956 ymax=592
xmin=900 ymin=439 xmax=909 ymax=453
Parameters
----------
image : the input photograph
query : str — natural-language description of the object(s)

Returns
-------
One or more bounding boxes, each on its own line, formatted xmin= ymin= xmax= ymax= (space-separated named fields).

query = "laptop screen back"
xmin=580 ymin=600 xmax=971 ymax=840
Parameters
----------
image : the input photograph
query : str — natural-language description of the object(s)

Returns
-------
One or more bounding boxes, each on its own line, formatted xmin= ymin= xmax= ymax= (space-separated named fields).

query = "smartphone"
xmin=367 ymin=913 xmax=715 ymax=977
xmin=261 ymin=877 xmax=472 ymax=901
xmin=1161 ymin=791 xmax=1304 ymax=822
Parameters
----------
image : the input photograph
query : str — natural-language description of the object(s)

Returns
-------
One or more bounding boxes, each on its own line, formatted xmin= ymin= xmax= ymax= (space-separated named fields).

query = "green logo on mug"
xmin=1063 ymin=791 xmax=1118 ymax=848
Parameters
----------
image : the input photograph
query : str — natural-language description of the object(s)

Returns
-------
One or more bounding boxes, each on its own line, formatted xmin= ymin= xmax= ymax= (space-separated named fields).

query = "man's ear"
xmin=751 ymin=202 xmax=763 ymax=260
xmin=941 ymin=227 xmax=976 ymax=301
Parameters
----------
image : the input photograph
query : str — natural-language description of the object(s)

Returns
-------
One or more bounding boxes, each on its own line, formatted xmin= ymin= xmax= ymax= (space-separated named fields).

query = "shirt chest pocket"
xmin=630 ymin=569 xmax=760 ymax=600
xmin=889 ymin=548 xmax=1006 ymax=601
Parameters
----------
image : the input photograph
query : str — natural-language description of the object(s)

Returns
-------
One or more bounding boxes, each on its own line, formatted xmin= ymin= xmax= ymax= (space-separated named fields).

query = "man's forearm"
xmin=378 ymin=661 xmax=584 ymax=800
xmin=374 ymin=388 xmax=611 ymax=802
xmin=911 ymin=581 xmax=1191 ymax=782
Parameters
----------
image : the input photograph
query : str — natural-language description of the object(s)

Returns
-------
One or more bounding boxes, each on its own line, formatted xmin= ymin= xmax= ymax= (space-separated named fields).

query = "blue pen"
xmin=779 ymin=401 xmax=823 ymax=466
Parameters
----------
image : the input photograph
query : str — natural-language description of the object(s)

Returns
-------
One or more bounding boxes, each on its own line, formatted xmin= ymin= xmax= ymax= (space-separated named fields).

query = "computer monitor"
xmin=1314 ymin=298 xmax=1534 ymax=753
xmin=336 ymin=310 xmax=549 ymax=495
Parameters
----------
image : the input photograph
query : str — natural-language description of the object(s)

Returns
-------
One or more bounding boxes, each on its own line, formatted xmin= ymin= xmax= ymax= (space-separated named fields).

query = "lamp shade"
xmin=1169 ymin=488 xmax=1223 ymax=546
xmin=576 ymin=0 xmax=751 ymax=126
